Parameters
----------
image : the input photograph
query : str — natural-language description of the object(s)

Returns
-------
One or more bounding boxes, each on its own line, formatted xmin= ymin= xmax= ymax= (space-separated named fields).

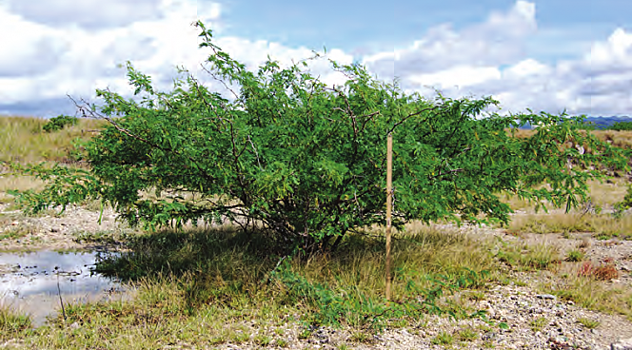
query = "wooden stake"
xmin=385 ymin=133 xmax=393 ymax=301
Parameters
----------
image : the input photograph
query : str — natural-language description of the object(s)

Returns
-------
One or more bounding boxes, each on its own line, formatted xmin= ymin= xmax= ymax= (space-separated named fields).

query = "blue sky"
xmin=1 ymin=0 xmax=632 ymax=117
xmin=215 ymin=0 xmax=632 ymax=61
xmin=216 ymin=0 xmax=628 ymax=55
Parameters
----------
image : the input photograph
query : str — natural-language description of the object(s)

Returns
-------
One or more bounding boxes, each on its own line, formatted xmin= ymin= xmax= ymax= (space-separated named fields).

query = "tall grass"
xmin=508 ymin=128 xmax=632 ymax=151
xmin=0 ymin=306 xmax=31 ymax=339
xmin=507 ymin=212 xmax=632 ymax=239
xmin=544 ymin=268 xmax=632 ymax=320
xmin=502 ymin=179 xmax=628 ymax=212
xmin=90 ymin=225 xmax=499 ymax=330
xmin=0 ymin=115 xmax=105 ymax=164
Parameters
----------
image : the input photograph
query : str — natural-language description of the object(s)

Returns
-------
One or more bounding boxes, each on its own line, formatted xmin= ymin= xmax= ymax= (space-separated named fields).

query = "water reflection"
xmin=0 ymin=250 xmax=130 ymax=326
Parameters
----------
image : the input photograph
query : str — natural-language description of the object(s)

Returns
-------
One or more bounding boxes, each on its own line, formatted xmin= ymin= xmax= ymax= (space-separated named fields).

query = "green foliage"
xmin=610 ymin=121 xmax=632 ymax=131
xmin=431 ymin=331 xmax=454 ymax=345
xmin=577 ymin=317 xmax=600 ymax=329
xmin=271 ymin=260 xmax=487 ymax=330
xmin=42 ymin=114 xmax=78 ymax=133
xmin=529 ymin=316 xmax=548 ymax=332
xmin=565 ymin=249 xmax=585 ymax=262
xmin=614 ymin=184 xmax=632 ymax=216
xmin=9 ymin=21 xmax=627 ymax=251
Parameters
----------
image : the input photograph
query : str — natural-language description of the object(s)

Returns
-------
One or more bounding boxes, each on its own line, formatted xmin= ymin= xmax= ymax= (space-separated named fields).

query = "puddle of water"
xmin=0 ymin=250 xmax=132 ymax=327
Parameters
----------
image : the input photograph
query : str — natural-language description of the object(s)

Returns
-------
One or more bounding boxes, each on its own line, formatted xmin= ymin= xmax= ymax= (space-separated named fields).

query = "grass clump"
xmin=0 ymin=306 xmax=31 ymax=340
xmin=457 ymin=327 xmax=478 ymax=341
xmin=529 ymin=316 xmax=548 ymax=332
xmin=577 ymin=317 xmax=600 ymax=329
xmin=542 ymin=258 xmax=632 ymax=321
xmin=253 ymin=334 xmax=272 ymax=346
xmin=565 ymin=249 xmax=585 ymax=262
xmin=508 ymin=213 xmax=593 ymax=235
xmin=431 ymin=331 xmax=454 ymax=345
xmin=492 ymin=238 xmax=560 ymax=271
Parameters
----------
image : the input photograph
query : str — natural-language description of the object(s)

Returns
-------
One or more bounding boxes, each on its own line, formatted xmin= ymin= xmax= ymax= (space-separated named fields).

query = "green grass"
xmin=565 ymin=249 xmax=585 ymax=262
xmin=492 ymin=237 xmax=561 ymax=271
xmin=95 ymin=224 xmax=499 ymax=328
xmin=431 ymin=331 xmax=454 ymax=345
xmin=529 ymin=316 xmax=548 ymax=332
xmin=577 ymin=317 xmax=600 ymax=329
xmin=457 ymin=327 xmax=478 ymax=341
xmin=0 ymin=306 xmax=32 ymax=339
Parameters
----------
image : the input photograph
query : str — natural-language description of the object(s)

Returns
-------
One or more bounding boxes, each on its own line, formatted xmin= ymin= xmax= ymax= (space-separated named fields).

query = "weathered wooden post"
xmin=385 ymin=132 xmax=393 ymax=301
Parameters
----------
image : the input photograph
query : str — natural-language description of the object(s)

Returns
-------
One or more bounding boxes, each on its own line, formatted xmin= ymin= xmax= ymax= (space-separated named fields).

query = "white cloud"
xmin=0 ymin=0 xmax=354 ymax=116
xmin=0 ymin=0 xmax=223 ymax=115
xmin=361 ymin=0 xmax=632 ymax=116
xmin=504 ymin=58 xmax=551 ymax=78
xmin=0 ymin=6 xmax=68 ymax=77
xmin=588 ymin=28 xmax=632 ymax=65
xmin=2 ymin=0 xmax=632 ymax=118
xmin=364 ymin=0 xmax=536 ymax=82
xmin=211 ymin=37 xmax=354 ymax=88
xmin=2 ymin=0 xmax=163 ymax=29
xmin=492 ymin=28 xmax=632 ymax=115
xmin=408 ymin=66 xmax=501 ymax=90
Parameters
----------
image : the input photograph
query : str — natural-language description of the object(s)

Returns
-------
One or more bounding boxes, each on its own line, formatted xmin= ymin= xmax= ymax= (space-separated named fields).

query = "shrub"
xmin=42 ymin=114 xmax=78 ymax=133
xmin=577 ymin=257 xmax=619 ymax=281
xmin=8 ymin=21 xmax=628 ymax=252
xmin=610 ymin=121 xmax=632 ymax=131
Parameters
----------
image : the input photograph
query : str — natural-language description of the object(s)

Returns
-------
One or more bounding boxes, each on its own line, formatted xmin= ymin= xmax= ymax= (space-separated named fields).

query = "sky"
xmin=1 ymin=0 xmax=632 ymax=118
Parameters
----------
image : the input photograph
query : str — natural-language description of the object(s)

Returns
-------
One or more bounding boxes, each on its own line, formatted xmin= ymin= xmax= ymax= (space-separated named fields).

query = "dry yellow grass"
xmin=507 ymin=128 xmax=632 ymax=150
xmin=543 ymin=260 xmax=632 ymax=320
xmin=502 ymin=179 xmax=628 ymax=213
xmin=0 ymin=115 xmax=106 ymax=164
xmin=0 ymin=115 xmax=107 ymax=205
xmin=594 ymin=130 xmax=632 ymax=149
xmin=0 ymin=175 xmax=46 ymax=204
xmin=507 ymin=211 xmax=632 ymax=239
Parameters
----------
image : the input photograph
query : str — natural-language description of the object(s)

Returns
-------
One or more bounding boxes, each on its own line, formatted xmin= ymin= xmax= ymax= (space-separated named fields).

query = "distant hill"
xmin=583 ymin=116 xmax=632 ymax=129
xmin=518 ymin=116 xmax=632 ymax=129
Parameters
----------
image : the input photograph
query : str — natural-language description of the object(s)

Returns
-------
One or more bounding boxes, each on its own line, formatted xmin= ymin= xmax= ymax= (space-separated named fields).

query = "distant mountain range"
xmin=582 ymin=116 xmax=632 ymax=129
xmin=519 ymin=116 xmax=632 ymax=129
